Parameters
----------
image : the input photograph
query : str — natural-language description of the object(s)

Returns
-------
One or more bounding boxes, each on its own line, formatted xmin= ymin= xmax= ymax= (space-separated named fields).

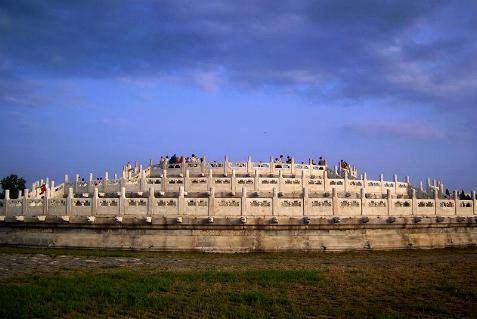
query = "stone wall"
xmin=1 ymin=221 xmax=476 ymax=252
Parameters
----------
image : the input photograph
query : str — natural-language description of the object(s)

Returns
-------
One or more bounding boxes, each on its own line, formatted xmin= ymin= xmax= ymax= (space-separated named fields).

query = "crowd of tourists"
xmin=272 ymin=155 xmax=327 ymax=167
xmin=158 ymin=154 xmax=329 ymax=169
xmin=160 ymin=154 xmax=204 ymax=168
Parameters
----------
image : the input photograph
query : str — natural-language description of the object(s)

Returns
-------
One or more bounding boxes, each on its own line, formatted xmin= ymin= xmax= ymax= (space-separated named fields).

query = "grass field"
xmin=0 ymin=247 xmax=476 ymax=318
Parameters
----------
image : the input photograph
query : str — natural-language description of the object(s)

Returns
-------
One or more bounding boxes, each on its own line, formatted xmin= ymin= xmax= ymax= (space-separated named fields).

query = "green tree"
xmin=0 ymin=174 xmax=26 ymax=199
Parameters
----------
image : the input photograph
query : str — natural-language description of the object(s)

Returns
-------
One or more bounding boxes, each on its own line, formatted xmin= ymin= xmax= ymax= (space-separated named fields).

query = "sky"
xmin=0 ymin=0 xmax=476 ymax=191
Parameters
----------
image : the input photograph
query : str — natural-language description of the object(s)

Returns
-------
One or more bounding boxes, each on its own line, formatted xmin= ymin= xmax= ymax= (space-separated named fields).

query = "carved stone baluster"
xmin=332 ymin=188 xmax=338 ymax=216
xmin=119 ymin=187 xmax=126 ymax=216
xmin=4 ymin=190 xmax=9 ymax=216
xmin=241 ymin=187 xmax=247 ymax=216
xmin=208 ymin=187 xmax=215 ymax=217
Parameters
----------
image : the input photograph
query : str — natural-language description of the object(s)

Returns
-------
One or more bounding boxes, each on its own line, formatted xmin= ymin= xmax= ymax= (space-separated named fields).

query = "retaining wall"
xmin=1 ymin=218 xmax=476 ymax=252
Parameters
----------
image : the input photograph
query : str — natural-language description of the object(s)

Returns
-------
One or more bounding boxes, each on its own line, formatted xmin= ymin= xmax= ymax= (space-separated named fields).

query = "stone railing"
xmin=61 ymin=170 xmax=412 ymax=198
xmin=21 ymin=160 xmax=448 ymax=205
xmin=150 ymin=160 xmax=330 ymax=177
xmin=1 ymin=187 xmax=475 ymax=223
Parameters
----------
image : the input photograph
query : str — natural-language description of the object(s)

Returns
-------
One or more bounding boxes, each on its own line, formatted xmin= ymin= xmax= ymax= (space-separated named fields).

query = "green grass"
xmin=0 ymin=247 xmax=476 ymax=318
xmin=1 ymin=270 xmax=320 ymax=319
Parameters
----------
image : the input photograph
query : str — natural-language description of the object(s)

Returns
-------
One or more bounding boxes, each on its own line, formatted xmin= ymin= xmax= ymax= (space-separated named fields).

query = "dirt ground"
xmin=1 ymin=246 xmax=476 ymax=280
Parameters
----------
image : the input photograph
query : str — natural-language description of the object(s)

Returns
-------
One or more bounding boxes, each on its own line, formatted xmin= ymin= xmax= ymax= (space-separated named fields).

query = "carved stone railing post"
xmin=290 ymin=157 xmax=295 ymax=175
xmin=247 ymin=156 xmax=252 ymax=175
xmin=88 ymin=173 xmax=94 ymax=193
xmin=272 ymin=187 xmax=278 ymax=216
xmin=201 ymin=156 xmax=208 ymax=175
xmin=66 ymin=187 xmax=73 ymax=216
xmin=269 ymin=156 xmax=274 ymax=175
xmin=119 ymin=187 xmax=126 ymax=216
xmin=278 ymin=170 xmax=283 ymax=192
xmin=231 ymin=169 xmax=237 ymax=193
xmin=74 ymin=174 xmax=80 ymax=193
xmin=92 ymin=187 xmax=98 ymax=215
xmin=405 ymin=176 xmax=411 ymax=196
xmin=178 ymin=186 xmax=185 ymax=216
xmin=301 ymin=170 xmax=307 ymax=190
xmin=43 ymin=188 xmax=49 ymax=215
xmin=363 ymin=172 xmax=367 ymax=191
xmin=426 ymin=177 xmax=432 ymax=197
xmin=223 ymin=155 xmax=229 ymax=176
xmin=332 ymin=188 xmax=338 ymax=216
xmin=434 ymin=188 xmax=438 ymax=215
xmin=360 ymin=188 xmax=365 ymax=216
xmin=4 ymin=190 xmax=9 ymax=216
xmin=147 ymin=186 xmax=155 ymax=216
xmin=162 ymin=170 xmax=167 ymax=192
xmin=323 ymin=170 xmax=328 ymax=192
xmin=208 ymin=187 xmax=215 ymax=216
xmin=411 ymin=189 xmax=417 ymax=215
xmin=454 ymin=191 xmax=458 ymax=215
xmin=472 ymin=191 xmax=476 ymax=215
xmin=120 ymin=176 xmax=126 ymax=190
xmin=23 ymin=189 xmax=29 ymax=216
xmin=254 ymin=170 xmax=259 ymax=192
xmin=380 ymin=173 xmax=384 ymax=194
xmin=139 ymin=170 xmax=146 ymax=192
xmin=303 ymin=187 xmax=309 ymax=216
xmin=63 ymin=174 xmax=69 ymax=196
xmin=102 ymin=172 xmax=108 ymax=193
xmin=393 ymin=174 xmax=398 ymax=194
xmin=386 ymin=189 xmax=391 ymax=216
xmin=241 ymin=187 xmax=247 ymax=216
xmin=344 ymin=171 xmax=348 ymax=193
xmin=184 ymin=169 xmax=190 ymax=193
xmin=181 ymin=158 xmax=186 ymax=176
xmin=207 ymin=169 xmax=213 ymax=192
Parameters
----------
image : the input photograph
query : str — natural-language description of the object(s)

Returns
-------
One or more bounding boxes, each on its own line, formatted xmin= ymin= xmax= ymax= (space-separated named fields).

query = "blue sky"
xmin=0 ymin=0 xmax=476 ymax=191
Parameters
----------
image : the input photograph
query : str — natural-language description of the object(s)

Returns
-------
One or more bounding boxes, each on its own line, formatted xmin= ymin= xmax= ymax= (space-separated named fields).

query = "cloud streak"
xmin=342 ymin=121 xmax=447 ymax=141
